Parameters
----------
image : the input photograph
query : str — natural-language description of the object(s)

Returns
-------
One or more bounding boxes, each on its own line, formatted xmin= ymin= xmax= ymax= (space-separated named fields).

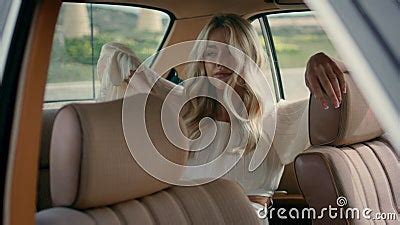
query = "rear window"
xmin=44 ymin=3 xmax=171 ymax=103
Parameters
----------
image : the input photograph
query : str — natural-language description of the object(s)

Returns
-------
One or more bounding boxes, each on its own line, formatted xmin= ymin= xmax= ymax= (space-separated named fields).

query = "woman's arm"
xmin=305 ymin=52 xmax=347 ymax=109
xmin=248 ymin=195 xmax=272 ymax=207
xmin=128 ymin=66 xmax=184 ymax=99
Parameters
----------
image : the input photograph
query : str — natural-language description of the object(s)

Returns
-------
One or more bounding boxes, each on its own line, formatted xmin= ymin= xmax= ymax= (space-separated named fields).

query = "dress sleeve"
xmin=126 ymin=65 xmax=185 ymax=115
xmin=128 ymin=66 xmax=184 ymax=98
xmin=272 ymin=98 xmax=311 ymax=165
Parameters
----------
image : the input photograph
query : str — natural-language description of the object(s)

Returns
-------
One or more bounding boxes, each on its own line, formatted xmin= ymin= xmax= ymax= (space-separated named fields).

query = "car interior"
xmin=0 ymin=0 xmax=398 ymax=224
xmin=296 ymin=75 xmax=399 ymax=225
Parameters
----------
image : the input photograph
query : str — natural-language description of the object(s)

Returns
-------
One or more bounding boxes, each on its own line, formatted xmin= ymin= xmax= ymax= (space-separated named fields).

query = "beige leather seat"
xmin=295 ymin=76 xmax=399 ymax=224
xmin=276 ymin=162 xmax=307 ymax=206
xmin=36 ymin=94 xmax=261 ymax=225
xmin=37 ymin=108 xmax=58 ymax=210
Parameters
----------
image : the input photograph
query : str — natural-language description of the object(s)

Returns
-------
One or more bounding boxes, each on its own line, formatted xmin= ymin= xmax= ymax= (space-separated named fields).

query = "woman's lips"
xmin=213 ymin=73 xmax=232 ymax=81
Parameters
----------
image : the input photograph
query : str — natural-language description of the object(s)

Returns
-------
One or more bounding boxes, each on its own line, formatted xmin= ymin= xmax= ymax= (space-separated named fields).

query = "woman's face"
xmin=203 ymin=27 xmax=235 ymax=90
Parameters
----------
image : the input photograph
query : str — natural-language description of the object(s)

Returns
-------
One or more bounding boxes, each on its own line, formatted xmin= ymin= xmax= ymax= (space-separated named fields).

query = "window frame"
xmin=249 ymin=16 xmax=283 ymax=101
xmin=250 ymin=17 xmax=282 ymax=102
xmin=0 ymin=0 xmax=38 ymax=222
xmin=44 ymin=2 xmax=176 ymax=104
xmin=250 ymin=10 xmax=311 ymax=101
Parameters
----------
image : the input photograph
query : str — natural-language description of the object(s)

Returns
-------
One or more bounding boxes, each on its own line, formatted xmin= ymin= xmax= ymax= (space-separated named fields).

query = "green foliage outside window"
xmin=47 ymin=5 xmax=168 ymax=83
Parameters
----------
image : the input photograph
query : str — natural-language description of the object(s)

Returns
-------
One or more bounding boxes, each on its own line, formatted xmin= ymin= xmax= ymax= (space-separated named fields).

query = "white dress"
xmin=183 ymin=119 xmax=284 ymax=197
xmin=128 ymin=67 xmax=310 ymax=223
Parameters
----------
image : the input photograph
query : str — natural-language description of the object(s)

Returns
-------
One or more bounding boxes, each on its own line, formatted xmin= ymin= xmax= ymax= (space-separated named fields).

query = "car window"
xmin=44 ymin=3 xmax=171 ymax=104
xmin=0 ymin=0 xmax=13 ymax=40
xmin=251 ymin=18 xmax=277 ymax=102
xmin=0 ymin=0 xmax=19 ymax=84
xmin=267 ymin=11 xmax=340 ymax=101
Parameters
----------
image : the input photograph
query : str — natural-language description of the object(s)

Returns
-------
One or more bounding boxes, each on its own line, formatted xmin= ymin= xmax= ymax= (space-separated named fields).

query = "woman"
xmin=96 ymin=42 xmax=142 ymax=101
xmin=126 ymin=14 xmax=282 ymax=210
xmin=99 ymin=14 xmax=347 ymax=224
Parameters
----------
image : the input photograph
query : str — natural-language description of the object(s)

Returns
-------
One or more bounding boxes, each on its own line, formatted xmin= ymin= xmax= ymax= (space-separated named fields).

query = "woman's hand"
xmin=124 ymin=69 xmax=137 ymax=84
xmin=305 ymin=52 xmax=347 ymax=109
xmin=248 ymin=195 xmax=272 ymax=207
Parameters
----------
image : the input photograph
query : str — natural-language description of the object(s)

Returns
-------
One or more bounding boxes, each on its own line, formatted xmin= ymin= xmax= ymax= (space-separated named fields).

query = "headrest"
xmin=309 ymin=75 xmax=382 ymax=146
xmin=50 ymin=94 xmax=188 ymax=209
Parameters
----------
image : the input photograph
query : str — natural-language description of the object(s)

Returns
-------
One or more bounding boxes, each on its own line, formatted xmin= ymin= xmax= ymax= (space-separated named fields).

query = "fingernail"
xmin=323 ymin=102 xmax=329 ymax=110
xmin=334 ymin=101 xmax=340 ymax=108
xmin=344 ymin=88 xmax=347 ymax=94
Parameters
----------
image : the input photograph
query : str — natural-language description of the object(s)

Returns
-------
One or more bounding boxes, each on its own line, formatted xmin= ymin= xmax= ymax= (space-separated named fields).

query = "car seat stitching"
xmin=165 ymin=189 xmax=192 ymax=224
xmin=364 ymin=141 xmax=399 ymax=213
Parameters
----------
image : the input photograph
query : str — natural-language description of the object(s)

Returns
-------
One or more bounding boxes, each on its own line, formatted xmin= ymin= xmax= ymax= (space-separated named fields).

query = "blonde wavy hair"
xmin=181 ymin=14 xmax=269 ymax=154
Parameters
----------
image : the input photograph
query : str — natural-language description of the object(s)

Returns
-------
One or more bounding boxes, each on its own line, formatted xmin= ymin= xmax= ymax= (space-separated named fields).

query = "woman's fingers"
xmin=305 ymin=52 xmax=348 ymax=109
xmin=329 ymin=59 xmax=347 ymax=94
xmin=337 ymin=68 xmax=346 ymax=94
xmin=326 ymin=64 xmax=342 ymax=102
xmin=308 ymin=72 xmax=329 ymax=109
xmin=317 ymin=65 xmax=340 ymax=108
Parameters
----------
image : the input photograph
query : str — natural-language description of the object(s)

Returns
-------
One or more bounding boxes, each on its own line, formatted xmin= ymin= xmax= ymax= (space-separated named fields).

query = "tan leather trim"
xmin=5 ymin=1 xmax=61 ymax=225
xmin=294 ymin=152 xmax=349 ymax=225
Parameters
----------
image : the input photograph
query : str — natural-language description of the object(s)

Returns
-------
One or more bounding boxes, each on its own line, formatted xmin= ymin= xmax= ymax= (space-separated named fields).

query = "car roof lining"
xmin=73 ymin=0 xmax=307 ymax=19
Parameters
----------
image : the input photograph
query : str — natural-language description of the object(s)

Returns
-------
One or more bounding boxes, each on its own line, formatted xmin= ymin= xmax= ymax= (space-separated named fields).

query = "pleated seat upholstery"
xmin=295 ymin=76 xmax=399 ymax=224
xmin=36 ymin=178 xmax=260 ymax=225
xmin=36 ymin=94 xmax=261 ymax=225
